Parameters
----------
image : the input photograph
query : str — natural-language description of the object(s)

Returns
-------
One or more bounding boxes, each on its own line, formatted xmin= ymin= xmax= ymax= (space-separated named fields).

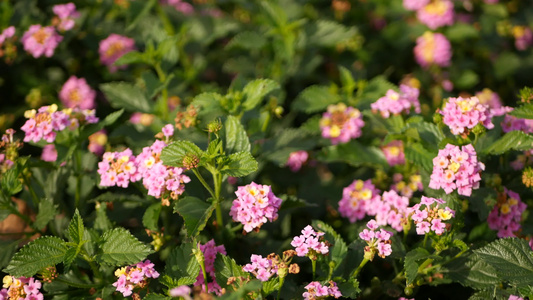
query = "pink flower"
xmin=303 ymin=281 xmax=342 ymax=300
xmin=382 ymin=140 xmax=406 ymax=166
xmin=169 ymin=286 xmax=192 ymax=300
xmin=338 ymin=179 xmax=381 ymax=223
xmin=229 ymin=182 xmax=282 ymax=232
xmin=59 ymin=76 xmax=96 ymax=109
xmin=88 ymin=130 xmax=107 ymax=156
xmin=21 ymin=25 xmax=62 ymax=58
xmin=409 ymin=196 xmax=454 ymax=235
xmin=359 ymin=220 xmax=393 ymax=260
xmin=373 ymin=190 xmax=409 ymax=231
xmin=319 ymin=103 xmax=365 ymax=145
xmin=513 ymin=26 xmax=533 ymax=51
xmin=403 ymin=0 xmax=430 ymax=11
xmin=509 ymin=296 xmax=525 ymax=300
xmin=99 ymin=34 xmax=135 ymax=72
xmin=0 ymin=26 xmax=15 ymax=45
xmin=112 ymin=260 xmax=159 ymax=297
xmin=286 ymin=150 xmax=309 ymax=172
xmin=291 ymin=225 xmax=329 ymax=257
xmin=53 ymin=3 xmax=80 ymax=31
xmin=416 ymin=0 xmax=454 ymax=30
xmin=414 ymin=31 xmax=452 ymax=68
xmin=41 ymin=144 xmax=58 ymax=162
xmin=488 ymin=189 xmax=527 ymax=238
xmin=440 ymin=96 xmax=494 ymax=135
xmin=371 ymin=85 xmax=421 ymax=118
xmin=161 ymin=0 xmax=195 ymax=14
xmin=162 ymin=124 xmax=174 ymax=138
xmin=195 ymin=240 xmax=226 ymax=295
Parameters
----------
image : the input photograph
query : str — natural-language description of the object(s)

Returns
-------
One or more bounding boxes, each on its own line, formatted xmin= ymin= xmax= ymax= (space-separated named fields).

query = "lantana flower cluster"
xmin=195 ymin=240 xmax=226 ymax=295
xmin=381 ymin=140 xmax=406 ymax=167
xmin=242 ymin=251 xmax=299 ymax=282
xmin=371 ymin=190 xmax=409 ymax=232
xmin=112 ymin=260 xmax=160 ymax=297
xmin=286 ymin=150 xmax=309 ymax=172
xmin=21 ymin=25 xmax=63 ymax=58
xmin=512 ymin=25 xmax=533 ymax=51
xmin=1 ymin=275 xmax=44 ymax=300
xmin=440 ymin=96 xmax=494 ymax=136
xmin=392 ymin=173 xmax=423 ymax=198
xmin=52 ymin=3 xmax=80 ymax=31
xmin=414 ymin=31 xmax=452 ymax=68
xmin=229 ymin=182 xmax=282 ymax=233
xmin=20 ymin=104 xmax=98 ymax=143
xmin=371 ymin=85 xmax=421 ymax=118
xmin=0 ymin=26 xmax=16 ymax=63
xmin=302 ymin=281 xmax=342 ymax=300
xmin=501 ymin=113 xmax=533 ymax=134
xmin=338 ymin=179 xmax=381 ymax=223
xmin=98 ymin=34 xmax=136 ymax=72
xmin=359 ymin=220 xmax=393 ymax=260
xmin=59 ymin=76 xmax=96 ymax=110
xmin=487 ymin=189 xmax=527 ymax=238
xmin=319 ymin=103 xmax=365 ymax=145
xmin=409 ymin=196 xmax=455 ymax=235
xmin=404 ymin=0 xmax=454 ymax=30
xmin=291 ymin=225 xmax=329 ymax=258
xmin=429 ymin=144 xmax=484 ymax=196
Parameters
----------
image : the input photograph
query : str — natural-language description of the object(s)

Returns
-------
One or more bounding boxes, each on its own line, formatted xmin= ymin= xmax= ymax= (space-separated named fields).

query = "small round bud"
xmin=274 ymin=106 xmax=284 ymax=118
xmin=404 ymin=286 xmax=414 ymax=296
xmin=182 ymin=153 xmax=199 ymax=170
xmin=523 ymin=167 xmax=533 ymax=188
xmin=433 ymin=112 xmax=443 ymax=125
xmin=207 ymin=119 xmax=222 ymax=133
xmin=472 ymin=123 xmax=486 ymax=135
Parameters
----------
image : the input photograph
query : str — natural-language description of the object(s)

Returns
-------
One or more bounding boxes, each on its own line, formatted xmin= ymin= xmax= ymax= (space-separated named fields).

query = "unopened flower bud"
xmin=433 ymin=112 xmax=443 ymax=125
xmin=182 ymin=153 xmax=199 ymax=170
xmin=472 ymin=123 xmax=486 ymax=135
xmin=207 ymin=119 xmax=222 ymax=133
xmin=523 ymin=167 xmax=533 ymax=188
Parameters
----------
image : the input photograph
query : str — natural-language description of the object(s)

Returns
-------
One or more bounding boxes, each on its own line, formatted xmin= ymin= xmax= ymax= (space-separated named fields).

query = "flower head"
xmin=303 ymin=281 xmax=342 ymax=300
xmin=319 ymin=103 xmax=365 ymax=145
xmin=1 ymin=276 xmax=43 ymax=300
xmin=195 ymin=240 xmax=226 ymax=295
xmin=52 ymin=3 xmax=80 ymax=31
xmin=382 ymin=140 xmax=406 ymax=167
xmin=112 ymin=260 xmax=159 ymax=297
xmin=440 ymin=96 xmax=494 ymax=136
xmin=339 ymin=179 xmax=381 ymax=223
xmin=416 ymin=0 xmax=454 ymax=30
xmin=230 ymin=182 xmax=282 ymax=232
xmin=291 ymin=225 xmax=329 ymax=258
xmin=359 ymin=221 xmax=393 ymax=260
xmin=286 ymin=150 xmax=309 ymax=172
xmin=59 ymin=76 xmax=96 ymax=110
xmin=488 ymin=188 xmax=527 ymax=238
xmin=371 ymin=85 xmax=420 ymax=118
xmin=21 ymin=25 xmax=62 ymax=58
xmin=99 ymin=34 xmax=135 ymax=72
xmin=414 ymin=31 xmax=452 ymax=68
xmin=409 ymin=196 xmax=455 ymax=235
xmin=373 ymin=190 xmax=410 ymax=232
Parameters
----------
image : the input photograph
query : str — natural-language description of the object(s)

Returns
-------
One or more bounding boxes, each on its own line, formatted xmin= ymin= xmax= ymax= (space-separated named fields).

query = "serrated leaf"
xmin=79 ymin=109 xmax=124 ymax=141
xmin=68 ymin=209 xmax=85 ymax=245
xmin=157 ymin=36 xmax=179 ymax=66
xmin=114 ymin=51 xmax=150 ymax=66
xmin=100 ymin=82 xmax=152 ymax=113
xmin=444 ymin=254 xmax=500 ymax=289
xmin=404 ymin=143 xmax=435 ymax=171
xmin=474 ymin=238 xmax=533 ymax=286
xmin=143 ymin=203 xmax=161 ymax=232
xmin=33 ymin=198 xmax=58 ymax=230
xmin=94 ymin=202 xmax=113 ymax=232
xmin=339 ymin=66 xmax=356 ymax=97
xmin=214 ymin=254 xmax=248 ymax=290
xmin=405 ymin=122 xmax=444 ymax=151
xmin=220 ymin=152 xmax=258 ymax=177
xmin=313 ymin=220 xmax=347 ymax=273
xmin=483 ymin=131 xmax=533 ymax=155
xmin=356 ymin=76 xmax=397 ymax=108
xmin=173 ymin=197 xmax=215 ymax=237
xmin=1 ymin=163 xmax=22 ymax=196
xmin=292 ymin=85 xmax=340 ymax=113
xmin=242 ymin=79 xmax=280 ymax=111
xmin=97 ymin=228 xmax=153 ymax=266
xmin=226 ymin=31 xmax=267 ymax=50
xmin=338 ymin=278 xmax=361 ymax=299
xmin=3 ymin=236 xmax=67 ymax=277
xmin=160 ymin=140 xmax=204 ymax=168
xmin=165 ymin=243 xmax=201 ymax=281
xmin=0 ymin=240 xmax=18 ymax=269
xmin=306 ymin=20 xmax=357 ymax=47
xmin=404 ymin=248 xmax=431 ymax=285
xmin=262 ymin=128 xmax=316 ymax=166
xmin=510 ymin=104 xmax=533 ymax=119
xmin=225 ymin=116 xmax=250 ymax=154
xmin=191 ymin=92 xmax=225 ymax=115
xmin=62 ymin=247 xmax=78 ymax=271
xmin=262 ymin=277 xmax=279 ymax=296
xmin=318 ymin=140 xmax=388 ymax=168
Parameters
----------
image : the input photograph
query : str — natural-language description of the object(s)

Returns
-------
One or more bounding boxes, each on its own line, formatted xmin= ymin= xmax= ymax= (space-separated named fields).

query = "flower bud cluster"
xmin=409 ymin=196 xmax=455 ymax=235
xmin=371 ymin=85 xmax=420 ymax=118
xmin=338 ymin=179 xmax=381 ymax=223
xmin=195 ymin=240 xmax=226 ymax=295
xmin=242 ymin=251 xmax=299 ymax=282
xmin=229 ymin=182 xmax=282 ymax=233
xmin=112 ymin=260 xmax=160 ymax=297
xmin=359 ymin=220 xmax=393 ymax=260
xmin=1 ymin=275 xmax=44 ymax=300
xmin=319 ymin=103 xmax=365 ymax=145
xmin=371 ymin=190 xmax=409 ymax=232
xmin=291 ymin=225 xmax=329 ymax=258
xmin=21 ymin=104 xmax=98 ymax=143
xmin=439 ymin=96 xmax=494 ymax=136
xmin=488 ymin=189 xmax=527 ymax=238
xmin=302 ymin=281 xmax=342 ymax=300
xmin=429 ymin=144 xmax=484 ymax=196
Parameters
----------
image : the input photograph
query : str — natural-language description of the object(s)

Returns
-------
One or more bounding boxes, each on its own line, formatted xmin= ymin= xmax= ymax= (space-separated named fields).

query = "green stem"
xmin=311 ymin=259 xmax=316 ymax=280
xmin=277 ymin=277 xmax=285 ymax=300
xmin=213 ymin=171 xmax=223 ymax=228
xmin=351 ymin=257 xmax=369 ymax=278
xmin=74 ymin=150 xmax=82 ymax=209
xmin=192 ymin=168 xmax=216 ymax=199
xmin=199 ymin=254 xmax=209 ymax=293
xmin=154 ymin=63 xmax=169 ymax=120
xmin=81 ymin=252 xmax=102 ymax=281
xmin=417 ymin=258 xmax=434 ymax=274
xmin=155 ymin=4 xmax=175 ymax=35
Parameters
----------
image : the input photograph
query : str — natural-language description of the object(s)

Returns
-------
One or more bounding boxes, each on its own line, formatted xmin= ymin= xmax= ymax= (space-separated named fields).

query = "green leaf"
xmin=292 ymin=85 xmax=340 ymax=113
xmin=143 ymin=203 xmax=162 ymax=232
xmin=94 ymin=202 xmax=114 ymax=232
xmin=262 ymin=128 xmax=316 ymax=166
xmin=165 ymin=243 xmax=200 ymax=284
xmin=100 ymin=82 xmax=152 ymax=113
xmin=173 ymin=196 xmax=215 ymax=238
xmin=225 ymin=116 xmax=250 ymax=154
xmin=220 ymin=151 xmax=258 ymax=177
xmin=79 ymin=109 xmax=124 ymax=141
xmin=306 ymin=20 xmax=357 ymax=47
xmin=114 ymin=51 xmax=150 ymax=66
xmin=62 ymin=247 xmax=78 ymax=271
xmin=483 ymin=131 xmax=533 ymax=155
xmin=3 ymin=236 xmax=67 ymax=277
xmin=318 ymin=140 xmax=388 ymax=168
xmin=144 ymin=294 xmax=171 ymax=300
xmin=312 ymin=220 xmax=348 ymax=274
xmin=126 ymin=0 xmax=157 ymax=31
xmin=157 ymin=36 xmax=180 ymax=66
xmin=214 ymin=254 xmax=248 ymax=290
xmin=191 ymin=92 xmax=225 ymax=115
xmin=356 ymin=76 xmax=396 ymax=108
xmin=404 ymin=248 xmax=431 ymax=285
xmin=0 ymin=240 xmax=18 ymax=269
xmin=241 ymin=79 xmax=280 ymax=111
xmin=33 ymin=198 xmax=58 ymax=230
xmin=337 ymin=278 xmax=361 ymax=299
xmin=404 ymin=143 xmax=435 ymax=171
xmin=160 ymin=140 xmax=204 ymax=168
xmin=261 ymin=277 xmax=279 ymax=296
xmin=474 ymin=238 xmax=533 ymax=286
xmin=445 ymin=23 xmax=479 ymax=42
xmin=339 ymin=66 xmax=357 ymax=97
xmin=510 ymin=104 xmax=533 ymax=119
xmin=494 ymin=52 xmax=521 ymax=80
xmin=97 ymin=228 xmax=153 ymax=266
xmin=226 ymin=31 xmax=267 ymax=50
xmin=68 ymin=209 xmax=85 ymax=245
xmin=1 ymin=163 xmax=22 ymax=196
xmin=444 ymin=254 xmax=500 ymax=289
xmin=405 ymin=121 xmax=445 ymax=150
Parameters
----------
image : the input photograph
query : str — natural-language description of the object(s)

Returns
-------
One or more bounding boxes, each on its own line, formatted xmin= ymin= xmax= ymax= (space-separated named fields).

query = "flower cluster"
xmin=0 ymin=26 xmax=16 ymax=63
xmin=52 ymin=3 xmax=79 ymax=31
xmin=371 ymin=190 xmax=409 ymax=232
xmin=41 ymin=144 xmax=57 ymax=162
xmin=302 ymin=281 xmax=342 ymax=300
xmin=98 ymin=148 xmax=139 ymax=188
xmin=512 ymin=25 xmax=533 ymax=51
xmin=409 ymin=196 xmax=454 ymax=235
xmin=112 ymin=260 xmax=160 ymax=297
xmin=88 ymin=130 xmax=107 ymax=156
xmin=359 ymin=220 xmax=393 ymax=260
xmin=429 ymin=144 xmax=484 ymax=196
xmin=416 ymin=0 xmax=454 ymax=29
xmin=229 ymin=182 xmax=282 ymax=233
xmin=371 ymin=85 xmax=420 ymax=118
xmin=392 ymin=173 xmax=423 ymax=198
xmin=195 ymin=240 xmax=226 ymax=295
xmin=382 ymin=140 xmax=406 ymax=167
xmin=414 ymin=31 xmax=452 ymax=68
xmin=487 ymin=189 xmax=527 ymax=238
xmin=99 ymin=34 xmax=136 ymax=72
xmin=0 ymin=26 xmax=15 ymax=46
xmin=1 ymin=276 xmax=43 ymax=300
xmin=20 ymin=105 xmax=98 ymax=143
xmin=439 ymin=96 xmax=494 ymax=136
xmin=319 ymin=103 xmax=365 ymax=145
xmin=501 ymin=113 xmax=533 ymax=134
xmin=291 ymin=225 xmax=329 ymax=258
xmin=59 ymin=76 xmax=96 ymax=110
xmin=509 ymin=295 xmax=525 ymax=300
xmin=286 ymin=150 xmax=309 ymax=172
xmin=338 ymin=179 xmax=381 ymax=223
xmin=169 ymin=285 xmax=192 ymax=300
xmin=243 ymin=251 xmax=299 ymax=282
xmin=21 ymin=25 xmax=62 ymax=58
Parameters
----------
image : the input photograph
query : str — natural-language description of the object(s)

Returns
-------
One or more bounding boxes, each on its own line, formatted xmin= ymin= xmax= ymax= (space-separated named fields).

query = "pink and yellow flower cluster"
xmin=319 ymin=103 xmax=365 ymax=145
xmin=409 ymin=196 xmax=454 ymax=235
xmin=112 ymin=260 xmax=160 ymax=297
xmin=371 ymin=85 xmax=420 ymax=118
